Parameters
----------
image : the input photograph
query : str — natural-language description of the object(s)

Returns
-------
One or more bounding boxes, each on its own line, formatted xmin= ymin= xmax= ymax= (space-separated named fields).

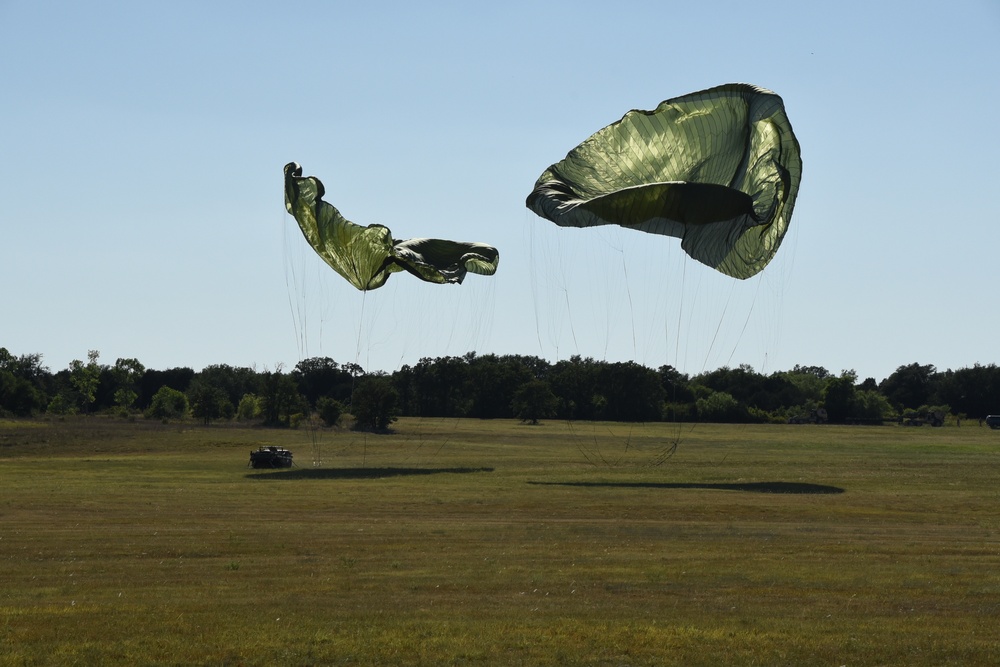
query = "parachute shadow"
xmin=528 ymin=480 xmax=844 ymax=495
xmin=247 ymin=466 xmax=494 ymax=481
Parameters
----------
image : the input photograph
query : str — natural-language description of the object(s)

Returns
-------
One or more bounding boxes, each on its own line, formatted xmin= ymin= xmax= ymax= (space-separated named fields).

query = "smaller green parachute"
xmin=285 ymin=162 xmax=499 ymax=291
xmin=526 ymin=83 xmax=801 ymax=279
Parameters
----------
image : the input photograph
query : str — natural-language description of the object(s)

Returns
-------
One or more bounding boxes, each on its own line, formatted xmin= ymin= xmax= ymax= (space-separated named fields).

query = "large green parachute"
xmin=526 ymin=84 xmax=801 ymax=279
xmin=285 ymin=162 xmax=499 ymax=291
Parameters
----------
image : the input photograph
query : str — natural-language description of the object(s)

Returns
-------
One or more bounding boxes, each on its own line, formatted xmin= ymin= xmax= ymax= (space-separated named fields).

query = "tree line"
xmin=2 ymin=346 xmax=998 ymax=428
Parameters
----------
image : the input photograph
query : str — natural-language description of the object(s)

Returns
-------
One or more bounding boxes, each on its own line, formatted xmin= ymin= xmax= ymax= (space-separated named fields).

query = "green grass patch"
xmin=2 ymin=417 xmax=999 ymax=664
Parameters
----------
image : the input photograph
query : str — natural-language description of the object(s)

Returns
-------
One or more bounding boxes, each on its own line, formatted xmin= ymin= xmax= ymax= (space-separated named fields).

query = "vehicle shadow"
xmin=528 ymin=480 xmax=844 ymax=494
xmin=247 ymin=466 xmax=494 ymax=480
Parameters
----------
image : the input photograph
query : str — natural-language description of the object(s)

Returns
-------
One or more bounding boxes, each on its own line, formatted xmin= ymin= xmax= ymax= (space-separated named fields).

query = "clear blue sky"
xmin=3 ymin=0 xmax=998 ymax=383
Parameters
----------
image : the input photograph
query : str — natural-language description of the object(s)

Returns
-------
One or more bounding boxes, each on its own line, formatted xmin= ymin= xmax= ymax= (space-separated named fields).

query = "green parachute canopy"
xmin=526 ymin=83 xmax=801 ymax=279
xmin=285 ymin=162 xmax=499 ymax=291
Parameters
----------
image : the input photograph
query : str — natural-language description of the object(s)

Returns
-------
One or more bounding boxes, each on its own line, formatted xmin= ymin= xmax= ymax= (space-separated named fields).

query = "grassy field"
xmin=1 ymin=417 xmax=999 ymax=665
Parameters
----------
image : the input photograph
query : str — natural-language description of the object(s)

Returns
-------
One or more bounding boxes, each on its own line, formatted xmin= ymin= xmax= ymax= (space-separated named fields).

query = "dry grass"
xmin=2 ymin=417 xmax=999 ymax=665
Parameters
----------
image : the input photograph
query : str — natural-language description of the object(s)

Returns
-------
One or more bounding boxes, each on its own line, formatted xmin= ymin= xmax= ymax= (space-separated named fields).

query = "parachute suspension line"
xmin=612 ymin=422 xmax=634 ymax=467
xmin=527 ymin=215 xmax=564 ymax=359
xmin=280 ymin=209 xmax=325 ymax=467
xmin=615 ymin=240 xmax=657 ymax=468
xmin=556 ymin=227 xmax=578 ymax=356
xmin=527 ymin=217 xmax=546 ymax=356
xmin=353 ymin=290 xmax=369 ymax=469
xmin=353 ymin=290 xmax=368 ymax=373
xmin=283 ymin=218 xmax=308 ymax=359
xmin=567 ymin=420 xmax=614 ymax=468
xmin=562 ymin=286 xmax=579 ymax=355
xmin=616 ymin=246 xmax=637 ymax=361
xmin=526 ymin=211 xmax=579 ymax=361
xmin=673 ymin=259 xmax=686 ymax=373
xmin=701 ymin=279 xmax=737 ymax=375
xmin=723 ymin=270 xmax=764 ymax=369
xmin=656 ymin=258 xmax=689 ymax=465
xmin=565 ymin=421 xmax=595 ymax=466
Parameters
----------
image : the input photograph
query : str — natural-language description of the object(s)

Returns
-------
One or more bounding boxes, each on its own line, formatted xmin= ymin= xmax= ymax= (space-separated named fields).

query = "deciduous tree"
xmin=351 ymin=376 xmax=398 ymax=432
xmin=69 ymin=350 xmax=102 ymax=413
xmin=511 ymin=379 xmax=558 ymax=425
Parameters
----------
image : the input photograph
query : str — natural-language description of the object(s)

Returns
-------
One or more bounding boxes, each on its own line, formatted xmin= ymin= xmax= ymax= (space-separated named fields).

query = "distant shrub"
xmin=317 ymin=397 xmax=344 ymax=427
xmin=662 ymin=401 xmax=694 ymax=422
xmin=695 ymin=391 xmax=746 ymax=423
xmin=47 ymin=393 xmax=78 ymax=416
xmin=146 ymin=386 xmax=189 ymax=420
xmin=187 ymin=382 xmax=232 ymax=425
xmin=236 ymin=393 xmax=261 ymax=422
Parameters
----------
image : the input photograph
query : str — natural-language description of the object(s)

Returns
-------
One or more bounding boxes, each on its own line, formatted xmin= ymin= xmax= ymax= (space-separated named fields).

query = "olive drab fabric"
xmin=285 ymin=162 xmax=499 ymax=291
xmin=526 ymin=84 xmax=801 ymax=279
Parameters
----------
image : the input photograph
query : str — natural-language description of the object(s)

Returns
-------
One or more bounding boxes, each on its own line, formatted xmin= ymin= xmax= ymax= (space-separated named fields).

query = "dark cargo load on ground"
xmin=248 ymin=446 xmax=294 ymax=468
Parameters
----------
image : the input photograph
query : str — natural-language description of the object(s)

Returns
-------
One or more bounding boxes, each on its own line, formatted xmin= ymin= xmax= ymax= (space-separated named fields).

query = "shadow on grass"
xmin=528 ymin=480 xmax=845 ymax=494
xmin=247 ymin=467 xmax=494 ymax=480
